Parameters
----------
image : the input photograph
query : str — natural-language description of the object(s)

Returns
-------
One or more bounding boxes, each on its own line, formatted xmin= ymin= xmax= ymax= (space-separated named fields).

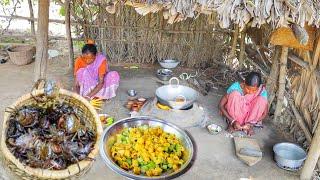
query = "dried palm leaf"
xmin=303 ymin=108 xmax=313 ymax=131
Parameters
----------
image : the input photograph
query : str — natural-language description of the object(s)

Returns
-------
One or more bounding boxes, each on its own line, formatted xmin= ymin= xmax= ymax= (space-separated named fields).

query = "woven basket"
xmin=7 ymin=45 xmax=35 ymax=66
xmin=1 ymin=88 xmax=103 ymax=179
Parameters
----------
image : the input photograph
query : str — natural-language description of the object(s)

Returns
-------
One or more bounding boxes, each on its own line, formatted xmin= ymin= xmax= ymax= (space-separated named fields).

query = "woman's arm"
xmin=219 ymin=95 xmax=235 ymax=123
xmin=73 ymin=80 xmax=80 ymax=94
xmin=86 ymin=77 xmax=104 ymax=98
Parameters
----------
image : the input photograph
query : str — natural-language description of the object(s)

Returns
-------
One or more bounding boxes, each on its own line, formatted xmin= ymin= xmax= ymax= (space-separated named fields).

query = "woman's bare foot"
xmin=233 ymin=121 xmax=242 ymax=131
xmin=227 ymin=124 xmax=235 ymax=133
xmin=245 ymin=126 xmax=254 ymax=136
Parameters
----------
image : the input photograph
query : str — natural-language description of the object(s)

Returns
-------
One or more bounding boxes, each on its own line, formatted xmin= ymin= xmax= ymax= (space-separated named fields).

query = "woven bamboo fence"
xmin=81 ymin=6 xmax=228 ymax=68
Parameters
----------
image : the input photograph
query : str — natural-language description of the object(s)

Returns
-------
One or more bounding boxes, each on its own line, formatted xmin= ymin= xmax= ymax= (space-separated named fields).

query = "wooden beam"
xmin=65 ymin=0 xmax=74 ymax=71
xmin=288 ymin=53 xmax=320 ymax=78
xmin=274 ymin=47 xmax=288 ymax=121
xmin=291 ymin=24 xmax=309 ymax=45
xmin=34 ymin=0 xmax=50 ymax=82
xmin=289 ymin=100 xmax=312 ymax=142
xmin=266 ymin=46 xmax=281 ymax=108
xmin=301 ymin=120 xmax=320 ymax=180
xmin=27 ymin=0 xmax=35 ymax=35
xmin=0 ymin=15 xmax=75 ymax=24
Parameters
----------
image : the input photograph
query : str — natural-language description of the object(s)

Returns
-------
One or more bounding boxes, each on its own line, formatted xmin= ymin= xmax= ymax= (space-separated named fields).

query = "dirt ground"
xmin=0 ymin=55 xmax=298 ymax=180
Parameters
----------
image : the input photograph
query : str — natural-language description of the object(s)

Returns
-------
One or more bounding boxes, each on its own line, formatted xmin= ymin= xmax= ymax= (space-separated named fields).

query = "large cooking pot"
xmin=155 ymin=77 xmax=199 ymax=110
xmin=99 ymin=116 xmax=195 ymax=180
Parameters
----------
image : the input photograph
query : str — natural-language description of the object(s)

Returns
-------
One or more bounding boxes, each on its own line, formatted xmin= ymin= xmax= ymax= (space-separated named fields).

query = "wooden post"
xmin=301 ymin=121 xmax=320 ymax=180
xmin=289 ymin=100 xmax=312 ymax=142
xmin=27 ymin=0 xmax=35 ymax=35
xmin=227 ymin=24 xmax=239 ymax=65
xmin=34 ymin=0 xmax=50 ymax=82
xmin=273 ymin=46 xmax=288 ymax=121
xmin=65 ymin=0 xmax=74 ymax=71
xmin=238 ymin=27 xmax=246 ymax=68
xmin=266 ymin=46 xmax=281 ymax=108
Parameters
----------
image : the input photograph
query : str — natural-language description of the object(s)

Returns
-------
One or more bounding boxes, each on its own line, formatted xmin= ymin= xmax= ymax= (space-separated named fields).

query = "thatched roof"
xmin=99 ymin=0 xmax=320 ymax=29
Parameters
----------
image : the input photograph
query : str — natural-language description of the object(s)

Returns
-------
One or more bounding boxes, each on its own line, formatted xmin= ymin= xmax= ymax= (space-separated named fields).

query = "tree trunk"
xmin=27 ymin=0 xmax=35 ymax=35
xmin=65 ymin=0 xmax=74 ymax=71
xmin=266 ymin=46 xmax=281 ymax=108
xmin=301 ymin=121 xmax=320 ymax=180
xmin=273 ymin=46 xmax=288 ymax=121
xmin=34 ymin=0 xmax=50 ymax=82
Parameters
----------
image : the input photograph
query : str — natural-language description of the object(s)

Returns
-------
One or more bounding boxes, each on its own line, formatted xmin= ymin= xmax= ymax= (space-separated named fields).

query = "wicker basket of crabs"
xmin=1 ymin=85 xmax=103 ymax=179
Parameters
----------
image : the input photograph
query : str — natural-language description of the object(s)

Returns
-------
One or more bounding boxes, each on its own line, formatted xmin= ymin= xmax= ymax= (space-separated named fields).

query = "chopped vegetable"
xmin=110 ymin=126 xmax=186 ymax=176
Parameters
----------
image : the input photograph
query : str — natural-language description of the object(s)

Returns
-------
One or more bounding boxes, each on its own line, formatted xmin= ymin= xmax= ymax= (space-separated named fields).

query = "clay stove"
xmin=138 ymin=97 xmax=206 ymax=128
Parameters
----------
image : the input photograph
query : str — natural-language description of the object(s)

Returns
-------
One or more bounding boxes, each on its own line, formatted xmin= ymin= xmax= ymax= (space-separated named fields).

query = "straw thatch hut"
xmin=26 ymin=0 xmax=320 ymax=179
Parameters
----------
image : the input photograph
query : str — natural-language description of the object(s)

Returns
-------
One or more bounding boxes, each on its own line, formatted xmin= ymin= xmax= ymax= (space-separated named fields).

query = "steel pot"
xmin=158 ymin=59 xmax=180 ymax=69
xmin=156 ymin=68 xmax=173 ymax=81
xmin=99 ymin=116 xmax=195 ymax=180
xmin=273 ymin=142 xmax=307 ymax=171
xmin=155 ymin=77 xmax=198 ymax=110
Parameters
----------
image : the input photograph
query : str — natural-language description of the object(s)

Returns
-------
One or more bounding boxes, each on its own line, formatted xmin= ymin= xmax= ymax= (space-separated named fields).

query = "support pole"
xmin=273 ymin=46 xmax=288 ymax=122
xmin=34 ymin=0 xmax=50 ymax=82
xmin=301 ymin=121 xmax=320 ymax=180
xmin=65 ymin=0 xmax=74 ymax=71
xmin=266 ymin=46 xmax=281 ymax=108
xmin=27 ymin=0 xmax=35 ymax=35
xmin=227 ymin=24 xmax=239 ymax=65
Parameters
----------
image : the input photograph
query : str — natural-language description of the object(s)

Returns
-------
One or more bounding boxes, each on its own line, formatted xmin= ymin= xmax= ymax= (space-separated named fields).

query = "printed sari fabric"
xmin=75 ymin=53 xmax=120 ymax=99
xmin=225 ymin=82 xmax=268 ymax=125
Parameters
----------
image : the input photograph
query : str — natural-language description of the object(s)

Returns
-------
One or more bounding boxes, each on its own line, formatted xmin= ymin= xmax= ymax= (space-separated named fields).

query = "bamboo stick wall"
xmin=83 ymin=6 xmax=228 ymax=67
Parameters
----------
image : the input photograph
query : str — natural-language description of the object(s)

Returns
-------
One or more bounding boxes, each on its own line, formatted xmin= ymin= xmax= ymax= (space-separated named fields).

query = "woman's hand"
xmin=73 ymin=80 xmax=80 ymax=94
xmin=86 ymin=77 xmax=104 ymax=98
xmin=233 ymin=121 xmax=242 ymax=130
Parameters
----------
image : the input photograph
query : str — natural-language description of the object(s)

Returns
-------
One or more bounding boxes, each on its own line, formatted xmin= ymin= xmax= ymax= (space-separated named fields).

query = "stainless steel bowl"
xmin=158 ymin=59 xmax=180 ymax=69
xmin=206 ymin=123 xmax=222 ymax=135
xmin=127 ymin=89 xmax=137 ymax=97
xmin=99 ymin=116 xmax=195 ymax=180
xmin=273 ymin=142 xmax=307 ymax=171
xmin=157 ymin=68 xmax=173 ymax=81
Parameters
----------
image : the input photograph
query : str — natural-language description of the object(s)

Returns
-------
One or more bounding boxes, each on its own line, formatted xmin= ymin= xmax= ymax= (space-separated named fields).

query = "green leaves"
xmin=0 ymin=0 xmax=10 ymax=6
xmin=59 ymin=6 xmax=65 ymax=16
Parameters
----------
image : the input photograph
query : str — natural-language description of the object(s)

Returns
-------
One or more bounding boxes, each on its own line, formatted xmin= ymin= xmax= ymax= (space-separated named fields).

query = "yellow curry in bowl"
xmin=107 ymin=125 xmax=187 ymax=177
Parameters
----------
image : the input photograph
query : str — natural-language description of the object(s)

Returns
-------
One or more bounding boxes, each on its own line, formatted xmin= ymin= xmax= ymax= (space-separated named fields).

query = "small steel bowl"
xmin=207 ymin=123 xmax=222 ymax=135
xmin=157 ymin=68 xmax=173 ymax=81
xmin=158 ymin=59 xmax=180 ymax=69
xmin=127 ymin=89 xmax=137 ymax=97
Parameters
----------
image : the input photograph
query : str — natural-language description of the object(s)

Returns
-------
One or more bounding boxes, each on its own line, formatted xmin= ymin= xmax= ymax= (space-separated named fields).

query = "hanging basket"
xmin=7 ymin=45 xmax=35 ymax=66
xmin=0 ymin=88 xmax=103 ymax=179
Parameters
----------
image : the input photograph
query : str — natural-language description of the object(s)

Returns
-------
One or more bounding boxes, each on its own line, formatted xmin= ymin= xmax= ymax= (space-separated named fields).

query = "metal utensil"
xmin=239 ymin=148 xmax=263 ymax=157
xmin=127 ymin=89 xmax=137 ymax=97
xmin=155 ymin=77 xmax=198 ymax=110
xmin=158 ymin=59 xmax=180 ymax=69
xmin=157 ymin=68 xmax=173 ymax=81
xmin=273 ymin=142 xmax=307 ymax=171
xmin=206 ymin=123 xmax=222 ymax=135
xmin=99 ymin=116 xmax=195 ymax=180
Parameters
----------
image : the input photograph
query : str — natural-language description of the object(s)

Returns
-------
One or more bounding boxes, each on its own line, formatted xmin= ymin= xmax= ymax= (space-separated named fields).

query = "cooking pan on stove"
xmin=155 ymin=77 xmax=199 ymax=110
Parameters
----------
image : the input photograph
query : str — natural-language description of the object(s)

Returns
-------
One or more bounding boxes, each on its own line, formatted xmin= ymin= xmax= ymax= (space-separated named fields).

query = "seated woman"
xmin=74 ymin=39 xmax=120 ymax=100
xmin=219 ymin=72 xmax=268 ymax=135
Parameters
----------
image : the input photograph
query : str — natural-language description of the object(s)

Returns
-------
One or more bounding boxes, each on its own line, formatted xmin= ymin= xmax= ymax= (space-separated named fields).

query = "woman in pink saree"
xmin=219 ymin=72 xmax=268 ymax=135
xmin=74 ymin=40 xmax=120 ymax=100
